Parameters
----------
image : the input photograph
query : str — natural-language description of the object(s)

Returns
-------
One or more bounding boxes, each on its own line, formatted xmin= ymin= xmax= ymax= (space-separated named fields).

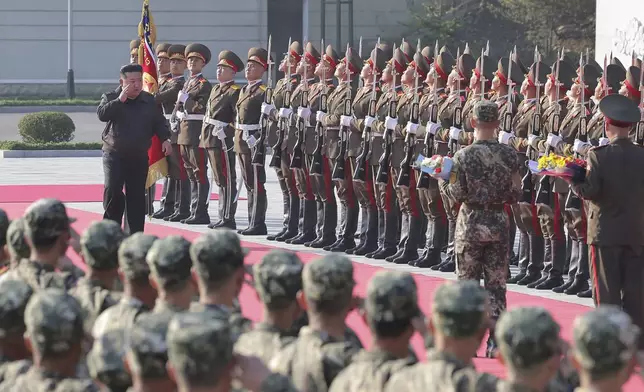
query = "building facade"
xmin=0 ymin=0 xmax=413 ymax=97
xmin=595 ymin=0 xmax=644 ymax=67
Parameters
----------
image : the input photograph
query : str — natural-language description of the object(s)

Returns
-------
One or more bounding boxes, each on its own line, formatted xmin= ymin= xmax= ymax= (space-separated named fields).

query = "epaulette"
xmin=328 ymin=83 xmax=334 ymax=88
xmin=397 ymin=90 xmax=405 ymax=96
xmin=290 ymin=78 xmax=298 ymax=84
xmin=439 ymin=92 xmax=448 ymax=98
xmin=231 ymin=84 xmax=241 ymax=90
xmin=259 ymin=85 xmax=267 ymax=92
xmin=589 ymin=144 xmax=608 ymax=151
xmin=198 ymin=76 xmax=206 ymax=84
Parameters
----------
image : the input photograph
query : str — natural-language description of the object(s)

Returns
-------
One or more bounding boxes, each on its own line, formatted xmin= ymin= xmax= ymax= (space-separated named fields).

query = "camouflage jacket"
xmin=92 ymin=297 xmax=149 ymax=338
xmin=13 ymin=259 xmax=76 ymax=292
xmin=0 ymin=367 xmax=100 ymax=392
xmin=452 ymin=366 xmax=577 ymax=392
xmin=269 ymin=326 xmax=363 ymax=392
xmin=189 ymin=302 xmax=253 ymax=338
xmin=328 ymin=348 xmax=417 ymax=392
xmin=234 ymin=322 xmax=297 ymax=366
xmin=0 ymin=356 xmax=31 ymax=386
xmin=71 ymin=277 xmax=118 ymax=334
xmin=439 ymin=140 xmax=521 ymax=244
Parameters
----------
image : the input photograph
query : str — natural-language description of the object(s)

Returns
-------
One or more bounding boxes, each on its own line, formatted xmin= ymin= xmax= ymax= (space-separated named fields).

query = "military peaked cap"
xmin=528 ymin=61 xmax=551 ymax=86
xmin=611 ymin=56 xmax=625 ymax=72
xmin=561 ymin=53 xmax=574 ymax=66
xmin=475 ymin=55 xmax=496 ymax=83
xmin=323 ymin=44 xmax=339 ymax=68
xmin=603 ymin=64 xmax=626 ymax=94
xmin=185 ymin=43 xmax=211 ymax=64
xmin=248 ymin=47 xmax=269 ymax=69
xmin=130 ymin=39 xmax=141 ymax=55
xmin=587 ymin=57 xmax=602 ymax=75
xmin=367 ymin=48 xmax=387 ymax=74
xmin=624 ymin=66 xmax=642 ymax=98
xmin=512 ymin=52 xmax=529 ymax=75
xmin=155 ymin=43 xmax=171 ymax=59
xmin=599 ymin=93 xmax=641 ymax=126
xmin=421 ymin=46 xmax=433 ymax=65
xmin=496 ymin=57 xmax=523 ymax=85
xmin=343 ymin=47 xmax=362 ymax=75
xmin=378 ymin=42 xmax=393 ymax=62
xmin=439 ymin=45 xmax=452 ymax=56
xmin=290 ymin=41 xmax=303 ymax=62
xmin=218 ymin=50 xmax=244 ymax=73
xmin=435 ymin=52 xmax=455 ymax=81
xmin=410 ymin=52 xmax=430 ymax=79
xmin=549 ymin=60 xmax=577 ymax=90
xmin=391 ymin=48 xmax=408 ymax=75
xmin=168 ymin=44 xmax=186 ymax=61
xmin=463 ymin=43 xmax=472 ymax=55
xmin=303 ymin=42 xmax=321 ymax=65
xmin=579 ymin=64 xmax=601 ymax=94
xmin=400 ymin=41 xmax=416 ymax=63
xmin=457 ymin=53 xmax=476 ymax=79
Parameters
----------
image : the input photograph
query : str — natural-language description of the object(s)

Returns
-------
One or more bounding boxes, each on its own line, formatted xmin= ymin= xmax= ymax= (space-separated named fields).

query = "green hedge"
xmin=18 ymin=112 xmax=76 ymax=143
xmin=0 ymin=141 xmax=102 ymax=150
xmin=0 ymin=98 xmax=100 ymax=107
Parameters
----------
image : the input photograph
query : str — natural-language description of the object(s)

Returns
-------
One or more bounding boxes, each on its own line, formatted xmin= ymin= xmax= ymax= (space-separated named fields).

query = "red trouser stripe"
xmin=531 ymin=193 xmax=542 ymax=236
xmin=290 ymin=166 xmax=300 ymax=197
xmin=590 ymin=244 xmax=600 ymax=303
xmin=580 ymin=202 xmax=587 ymax=243
xmin=303 ymin=166 xmax=314 ymax=200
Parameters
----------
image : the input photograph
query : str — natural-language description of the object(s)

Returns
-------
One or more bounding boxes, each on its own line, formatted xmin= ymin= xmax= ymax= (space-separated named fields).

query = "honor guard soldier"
xmin=129 ymin=38 xmax=140 ymax=64
xmin=349 ymin=47 xmax=387 ymax=256
xmin=386 ymin=49 xmax=429 ymax=264
xmin=236 ymin=47 xmax=270 ymax=235
xmin=201 ymin=50 xmax=244 ymax=230
xmin=528 ymin=60 xmax=576 ymax=289
xmin=263 ymin=41 xmax=302 ymax=242
xmin=175 ymin=43 xmax=213 ymax=225
xmin=160 ymin=45 xmax=191 ymax=223
xmin=620 ymin=65 xmax=642 ymax=105
xmin=318 ymin=46 xmax=363 ymax=252
xmin=569 ymin=94 xmax=644 ymax=347
xmin=286 ymin=42 xmax=321 ymax=245
xmin=500 ymin=57 xmax=550 ymax=286
xmin=439 ymin=50 xmax=476 ymax=148
xmin=305 ymin=44 xmax=339 ymax=249
xmin=153 ymin=43 xmax=188 ymax=221
xmin=366 ymin=47 xmax=405 ymax=260
xmin=436 ymin=100 xmax=521 ymax=356
xmin=412 ymin=46 xmax=453 ymax=268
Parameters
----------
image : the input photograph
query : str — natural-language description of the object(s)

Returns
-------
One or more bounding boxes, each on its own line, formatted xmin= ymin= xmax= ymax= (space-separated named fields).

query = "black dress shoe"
xmin=180 ymin=215 xmax=196 ymax=224
xmin=207 ymin=220 xmax=222 ymax=229
xmin=167 ymin=212 xmax=190 ymax=222
xmin=290 ymin=233 xmax=316 ymax=245
xmin=507 ymin=272 xmax=526 ymax=284
xmin=509 ymin=252 xmax=519 ymax=266
xmin=183 ymin=215 xmax=211 ymax=225
xmin=330 ymin=240 xmax=356 ymax=253
xmin=552 ymin=280 xmax=574 ymax=293
xmin=310 ymin=237 xmax=335 ymax=248
xmin=393 ymin=252 xmax=418 ymax=264
xmin=240 ymin=225 xmax=268 ymax=236
xmin=323 ymin=238 xmax=343 ymax=251
xmin=564 ymin=279 xmax=589 ymax=295
xmin=152 ymin=209 xmax=173 ymax=219
xmin=517 ymin=273 xmax=541 ymax=286
xmin=353 ymin=244 xmax=377 ymax=256
xmin=385 ymin=248 xmax=405 ymax=262
xmin=371 ymin=247 xmax=397 ymax=260
xmin=536 ymin=277 xmax=564 ymax=290
xmin=345 ymin=243 xmax=363 ymax=255
xmin=285 ymin=233 xmax=303 ymax=244
xmin=431 ymin=259 xmax=449 ymax=271
xmin=527 ymin=275 xmax=548 ymax=288
xmin=267 ymin=228 xmax=287 ymax=241
xmin=439 ymin=261 xmax=456 ymax=273
xmin=577 ymin=288 xmax=592 ymax=298
xmin=275 ymin=231 xmax=298 ymax=242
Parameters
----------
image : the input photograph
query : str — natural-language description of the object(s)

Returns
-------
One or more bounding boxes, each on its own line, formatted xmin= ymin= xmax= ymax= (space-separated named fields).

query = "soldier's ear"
xmin=149 ymin=275 xmax=158 ymax=291
xmin=496 ymin=351 xmax=506 ymax=366
xmin=296 ymin=290 xmax=308 ymax=311
xmin=166 ymin=362 xmax=178 ymax=384
xmin=470 ymin=117 xmax=476 ymax=130
xmin=117 ymin=269 xmax=125 ymax=282
xmin=427 ymin=317 xmax=436 ymax=335
xmin=23 ymin=333 xmax=33 ymax=354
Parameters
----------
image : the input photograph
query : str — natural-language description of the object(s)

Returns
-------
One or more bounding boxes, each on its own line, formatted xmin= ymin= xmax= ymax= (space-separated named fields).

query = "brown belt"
xmin=464 ymin=203 xmax=505 ymax=211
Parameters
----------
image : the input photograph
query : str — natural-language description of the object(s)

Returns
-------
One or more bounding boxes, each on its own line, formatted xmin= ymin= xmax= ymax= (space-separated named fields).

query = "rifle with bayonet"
xmin=565 ymin=53 xmax=587 ymax=211
xmin=637 ymin=60 xmax=644 ymax=145
xmin=376 ymin=42 xmax=399 ymax=185
xmin=252 ymin=34 xmax=272 ymax=166
xmin=417 ymin=40 xmax=440 ymax=190
xmin=448 ymin=47 xmax=463 ymax=157
xmin=602 ymin=55 xmax=608 ymax=139
xmin=332 ymin=43 xmax=353 ymax=181
xmin=309 ymin=38 xmax=328 ymax=176
xmin=269 ymin=38 xmax=293 ymax=168
xmin=520 ymin=47 xmax=541 ymax=204
xmin=397 ymin=39 xmax=422 ymax=188
xmin=290 ymin=41 xmax=310 ymax=170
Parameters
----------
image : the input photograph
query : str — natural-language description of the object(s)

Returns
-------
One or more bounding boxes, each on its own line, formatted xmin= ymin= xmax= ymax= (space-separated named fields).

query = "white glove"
xmin=546 ymin=133 xmax=562 ymax=148
xmin=498 ymin=131 xmax=514 ymax=145
xmin=598 ymin=137 xmax=609 ymax=146
xmin=528 ymin=134 xmax=538 ymax=146
xmin=176 ymin=111 xmax=187 ymax=120
xmin=573 ymin=139 xmax=590 ymax=154
xmin=364 ymin=116 xmax=376 ymax=128
xmin=427 ymin=121 xmax=441 ymax=135
xmin=177 ymin=91 xmax=189 ymax=104
xmin=340 ymin=115 xmax=353 ymax=128
xmin=316 ymin=111 xmax=327 ymax=123
xmin=246 ymin=134 xmax=258 ymax=148
xmin=278 ymin=107 xmax=292 ymax=119
xmin=212 ymin=127 xmax=226 ymax=141
xmin=449 ymin=126 xmax=461 ymax=141
xmin=261 ymin=102 xmax=274 ymax=116
xmin=384 ymin=116 xmax=398 ymax=131
xmin=297 ymin=106 xmax=312 ymax=120
xmin=406 ymin=122 xmax=419 ymax=135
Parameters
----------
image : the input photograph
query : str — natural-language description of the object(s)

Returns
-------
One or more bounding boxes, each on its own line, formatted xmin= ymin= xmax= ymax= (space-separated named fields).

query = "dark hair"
xmin=369 ymin=318 xmax=413 ymax=339
xmin=120 ymin=64 xmax=143 ymax=78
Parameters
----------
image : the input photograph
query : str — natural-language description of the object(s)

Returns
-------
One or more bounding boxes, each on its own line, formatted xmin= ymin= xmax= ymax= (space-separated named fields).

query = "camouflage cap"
xmin=253 ymin=249 xmax=304 ymax=307
xmin=146 ymin=235 xmax=193 ymax=289
xmin=81 ymin=220 xmax=126 ymax=271
xmin=432 ymin=281 xmax=487 ymax=338
xmin=168 ymin=312 xmax=234 ymax=384
xmin=190 ymin=229 xmax=247 ymax=283
xmin=496 ymin=307 xmax=561 ymax=370
xmin=0 ymin=209 xmax=8 ymax=247
xmin=87 ymin=328 xmax=132 ymax=389
xmin=118 ymin=233 xmax=158 ymax=280
xmin=23 ymin=198 xmax=76 ymax=243
xmin=303 ymin=254 xmax=355 ymax=302
xmin=126 ymin=312 xmax=170 ymax=378
xmin=473 ymin=100 xmax=499 ymax=123
xmin=572 ymin=305 xmax=641 ymax=375
xmin=25 ymin=288 xmax=84 ymax=355
xmin=6 ymin=218 xmax=30 ymax=261
xmin=0 ymin=279 xmax=33 ymax=337
xmin=365 ymin=270 xmax=420 ymax=323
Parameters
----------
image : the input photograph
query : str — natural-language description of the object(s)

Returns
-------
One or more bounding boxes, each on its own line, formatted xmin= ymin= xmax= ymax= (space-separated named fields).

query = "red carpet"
xmin=1 ymin=202 xmax=642 ymax=390
xmin=0 ymin=184 xmax=247 ymax=203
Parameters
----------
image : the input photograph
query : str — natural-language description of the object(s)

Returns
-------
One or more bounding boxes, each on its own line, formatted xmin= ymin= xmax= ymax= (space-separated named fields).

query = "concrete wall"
xmin=596 ymin=0 xmax=644 ymax=66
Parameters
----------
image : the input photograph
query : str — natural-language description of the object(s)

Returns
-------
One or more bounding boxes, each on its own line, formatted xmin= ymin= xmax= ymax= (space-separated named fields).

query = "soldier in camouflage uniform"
xmin=385 ymin=281 xmax=491 ymax=391
xmin=435 ymin=100 xmax=521 ymax=357
xmin=0 ymin=209 xmax=8 ymax=266
xmin=87 ymin=329 xmax=132 ymax=392
xmin=167 ymin=312 xmax=297 ymax=392
xmin=270 ymin=254 xmax=363 ymax=391
xmin=1 ymin=289 xmax=99 ymax=391
xmin=0 ymin=279 xmax=33 ymax=385
xmin=124 ymin=313 xmax=174 ymax=392
xmin=73 ymin=220 xmax=124 ymax=334
xmin=0 ymin=218 xmax=31 ymax=284
xmin=189 ymin=229 xmax=252 ymax=334
xmin=92 ymin=233 xmax=158 ymax=338
xmin=235 ymin=249 xmax=304 ymax=364
xmin=330 ymin=270 xmax=420 ymax=392
xmin=145 ymin=235 xmax=195 ymax=320
xmin=15 ymin=198 xmax=77 ymax=291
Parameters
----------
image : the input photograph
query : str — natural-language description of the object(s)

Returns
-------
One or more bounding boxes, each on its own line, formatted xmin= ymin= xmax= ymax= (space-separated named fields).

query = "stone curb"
xmin=0 ymin=105 xmax=96 ymax=114
xmin=0 ymin=150 xmax=102 ymax=158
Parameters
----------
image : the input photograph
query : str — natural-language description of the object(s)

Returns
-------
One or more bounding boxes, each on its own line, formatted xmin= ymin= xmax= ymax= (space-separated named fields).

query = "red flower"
xmin=435 ymin=168 xmax=442 ymax=174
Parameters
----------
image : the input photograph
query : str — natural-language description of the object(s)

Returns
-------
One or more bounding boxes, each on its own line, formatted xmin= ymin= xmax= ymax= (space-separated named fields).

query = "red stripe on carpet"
xmin=1 ymin=202 xmax=641 ymax=391
xmin=0 ymin=184 xmax=246 ymax=203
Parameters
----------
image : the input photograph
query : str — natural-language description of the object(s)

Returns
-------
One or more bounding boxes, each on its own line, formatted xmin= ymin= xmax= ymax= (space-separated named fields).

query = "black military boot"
xmin=536 ymin=239 xmax=566 ymax=290
xmin=386 ymin=214 xmax=408 ymax=262
xmin=553 ymin=237 xmax=579 ymax=293
xmin=330 ymin=206 xmax=358 ymax=252
xmin=324 ymin=203 xmax=347 ymax=251
xmin=366 ymin=209 xmax=386 ymax=258
xmin=166 ymin=179 xmax=191 ymax=222
xmin=434 ymin=219 xmax=456 ymax=272
xmin=352 ymin=207 xmax=379 ymax=256
xmin=577 ymin=288 xmax=592 ymax=298
xmin=565 ymin=240 xmax=590 ymax=295
xmin=152 ymin=178 xmax=176 ymax=219
xmin=276 ymin=195 xmax=300 ymax=242
xmin=179 ymin=181 xmax=199 ymax=223
xmin=184 ymin=182 xmax=211 ymax=225
xmin=268 ymin=182 xmax=291 ymax=240
xmin=508 ymin=232 xmax=530 ymax=284
xmin=285 ymin=198 xmax=305 ymax=244
xmin=310 ymin=202 xmax=337 ymax=248
xmin=370 ymin=211 xmax=399 ymax=259
xmin=346 ymin=206 xmax=368 ymax=254
xmin=290 ymin=200 xmax=318 ymax=245
xmin=240 ymin=182 xmax=268 ymax=235
xmin=392 ymin=215 xmax=421 ymax=264
xmin=526 ymin=238 xmax=551 ymax=287
xmin=414 ymin=217 xmax=447 ymax=268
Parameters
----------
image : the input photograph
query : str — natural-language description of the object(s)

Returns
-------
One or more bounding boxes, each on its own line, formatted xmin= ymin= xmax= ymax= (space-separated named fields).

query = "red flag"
xmin=138 ymin=0 xmax=167 ymax=189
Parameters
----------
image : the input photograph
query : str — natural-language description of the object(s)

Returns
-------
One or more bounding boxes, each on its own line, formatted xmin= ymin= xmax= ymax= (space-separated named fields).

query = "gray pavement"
xmin=0 ymin=156 xmax=593 ymax=307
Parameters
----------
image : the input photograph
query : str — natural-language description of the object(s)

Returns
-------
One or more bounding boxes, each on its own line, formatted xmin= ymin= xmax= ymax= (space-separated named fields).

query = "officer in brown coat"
xmin=569 ymin=93 xmax=644 ymax=349
xmin=129 ymin=39 xmax=140 ymax=64
xmin=236 ymin=47 xmax=269 ymax=235
xmin=175 ymin=43 xmax=212 ymax=225
xmin=201 ymin=50 xmax=244 ymax=230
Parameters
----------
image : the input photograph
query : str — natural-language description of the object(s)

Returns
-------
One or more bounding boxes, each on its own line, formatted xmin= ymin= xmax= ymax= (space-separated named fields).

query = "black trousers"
xmin=103 ymin=150 xmax=149 ymax=233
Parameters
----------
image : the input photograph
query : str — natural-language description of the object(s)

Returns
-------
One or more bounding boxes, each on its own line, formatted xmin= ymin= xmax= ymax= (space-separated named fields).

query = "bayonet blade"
xmin=485 ymin=40 xmax=490 ymax=56
xmin=267 ymin=34 xmax=272 ymax=86
xmin=359 ymin=36 xmax=363 ymax=58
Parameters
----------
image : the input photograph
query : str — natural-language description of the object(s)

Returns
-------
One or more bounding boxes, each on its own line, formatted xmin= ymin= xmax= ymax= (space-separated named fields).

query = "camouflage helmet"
xmin=118 ymin=233 xmax=158 ymax=280
xmin=126 ymin=312 xmax=171 ymax=379
xmin=190 ymin=229 xmax=247 ymax=284
xmin=23 ymin=198 xmax=76 ymax=244
xmin=474 ymin=99 xmax=500 ymax=123
xmin=146 ymin=235 xmax=193 ymax=290
xmin=0 ymin=279 xmax=33 ymax=337
xmin=431 ymin=281 xmax=488 ymax=337
xmin=0 ymin=208 xmax=8 ymax=248
xmin=365 ymin=270 xmax=420 ymax=324
xmin=253 ymin=249 xmax=303 ymax=309
xmin=303 ymin=254 xmax=355 ymax=304
xmin=81 ymin=220 xmax=126 ymax=271
xmin=6 ymin=218 xmax=31 ymax=261
xmin=87 ymin=328 xmax=132 ymax=390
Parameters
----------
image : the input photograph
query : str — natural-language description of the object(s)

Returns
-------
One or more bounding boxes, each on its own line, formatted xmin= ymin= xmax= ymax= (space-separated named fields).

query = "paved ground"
xmin=0 ymin=112 xmax=103 ymax=143
xmin=0 ymin=156 xmax=592 ymax=307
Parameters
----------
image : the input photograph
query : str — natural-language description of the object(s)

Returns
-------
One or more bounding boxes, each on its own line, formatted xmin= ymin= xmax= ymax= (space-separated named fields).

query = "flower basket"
xmin=415 ymin=154 xmax=453 ymax=180
xmin=527 ymin=153 xmax=587 ymax=179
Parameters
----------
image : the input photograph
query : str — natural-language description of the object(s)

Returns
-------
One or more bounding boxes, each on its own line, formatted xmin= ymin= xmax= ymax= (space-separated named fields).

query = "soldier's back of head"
xmin=81 ymin=220 xmax=125 ymax=272
xmin=5 ymin=218 xmax=30 ymax=264
xmin=365 ymin=270 xmax=420 ymax=339
xmin=253 ymin=249 xmax=303 ymax=311
xmin=431 ymin=281 xmax=488 ymax=338
xmin=125 ymin=313 xmax=171 ymax=382
xmin=146 ymin=235 xmax=193 ymax=294
xmin=190 ymin=229 xmax=246 ymax=292
xmin=87 ymin=328 xmax=132 ymax=391
xmin=303 ymin=254 xmax=355 ymax=316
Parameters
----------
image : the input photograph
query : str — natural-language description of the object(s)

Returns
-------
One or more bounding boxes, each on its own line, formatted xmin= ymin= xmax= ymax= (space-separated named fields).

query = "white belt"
xmin=372 ymin=132 xmax=384 ymax=137
xmin=325 ymin=127 xmax=340 ymax=131
xmin=236 ymin=123 xmax=261 ymax=141
xmin=164 ymin=114 xmax=172 ymax=120
xmin=184 ymin=114 xmax=204 ymax=121
xmin=206 ymin=118 xmax=230 ymax=128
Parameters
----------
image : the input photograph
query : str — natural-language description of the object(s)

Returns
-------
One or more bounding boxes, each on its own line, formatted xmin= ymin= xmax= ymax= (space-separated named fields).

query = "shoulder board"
xmin=328 ymin=83 xmax=334 ymax=87
xmin=291 ymin=78 xmax=298 ymax=84
xmin=590 ymin=145 xmax=608 ymax=151
xmin=397 ymin=90 xmax=405 ymax=96
xmin=231 ymin=84 xmax=241 ymax=90
xmin=259 ymin=85 xmax=267 ymax=91
xmin=199 ymin=77 xmax=207 ymax=84
xmin=439 ymin=92 xmax=447 ymax=98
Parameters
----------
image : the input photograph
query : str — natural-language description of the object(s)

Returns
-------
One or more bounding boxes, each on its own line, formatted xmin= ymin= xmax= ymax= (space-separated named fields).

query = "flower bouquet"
xmin=527 ymin=153 xmax=587 ymax=179
xmin=415 ymin=154 xmax=453 ymax=180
